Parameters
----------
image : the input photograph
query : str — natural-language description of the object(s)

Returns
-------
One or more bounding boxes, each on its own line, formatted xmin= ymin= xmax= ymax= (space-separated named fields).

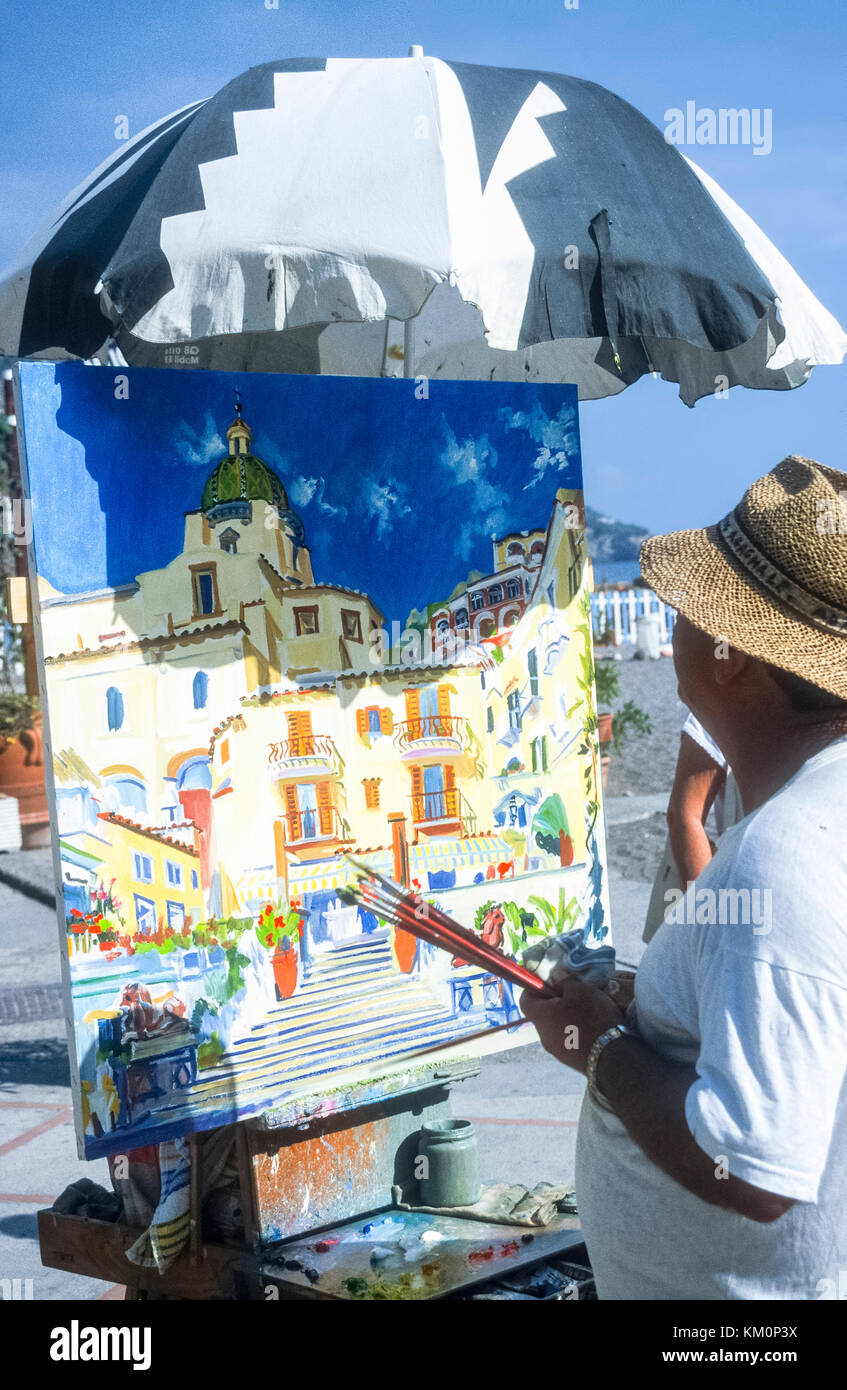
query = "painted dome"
xmin=201 ymin=414 xmax=289 ymax=514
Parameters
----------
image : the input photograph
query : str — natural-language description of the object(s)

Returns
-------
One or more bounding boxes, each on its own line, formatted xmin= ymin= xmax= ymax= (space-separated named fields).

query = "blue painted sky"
xmin=2 ymin=1 xmax=845 ymax=534
xmin=18 ymin=363 xmax=581 ymax=624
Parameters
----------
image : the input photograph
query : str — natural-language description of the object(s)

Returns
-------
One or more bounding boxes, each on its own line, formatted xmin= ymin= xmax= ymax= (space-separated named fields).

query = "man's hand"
xmin=519 ymin=974 xmax=625 ymax=1072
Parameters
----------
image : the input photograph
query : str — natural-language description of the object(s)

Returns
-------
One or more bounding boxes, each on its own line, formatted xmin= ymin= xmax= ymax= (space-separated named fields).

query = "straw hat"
xmin=639 ymin=456 xmax=847 ymax=700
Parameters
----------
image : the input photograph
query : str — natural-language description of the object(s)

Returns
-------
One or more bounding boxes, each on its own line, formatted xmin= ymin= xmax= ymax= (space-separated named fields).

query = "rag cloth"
xmin=125 ymin=1137 xmax=191 ymax=1274
xmin=395 ymin=1181 xmax=577 ymax=1227
xmin=522 ymin=929 xmax=616 ymax=989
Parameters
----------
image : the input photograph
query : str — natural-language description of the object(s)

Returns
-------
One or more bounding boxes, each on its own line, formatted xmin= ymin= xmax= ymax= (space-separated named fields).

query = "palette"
xmin=261 ymin=1208 xmax=583 ymax=1300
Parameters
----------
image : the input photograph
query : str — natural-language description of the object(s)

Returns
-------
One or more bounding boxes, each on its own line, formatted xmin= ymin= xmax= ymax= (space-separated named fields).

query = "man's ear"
xmin=711 ymin=638 xmax=749 ymax=686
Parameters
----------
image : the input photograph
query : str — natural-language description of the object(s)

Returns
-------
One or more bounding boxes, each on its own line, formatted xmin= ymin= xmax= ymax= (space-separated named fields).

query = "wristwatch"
xmin=586 ymin=1023 xmax=635 ymax=1113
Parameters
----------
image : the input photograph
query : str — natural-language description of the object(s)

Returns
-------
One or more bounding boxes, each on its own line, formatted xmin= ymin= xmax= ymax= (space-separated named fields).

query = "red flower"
xmin=274 ymin=915 xmax=284 ymax=929
xmin=265 ymin=932 xmax=274 ymax=947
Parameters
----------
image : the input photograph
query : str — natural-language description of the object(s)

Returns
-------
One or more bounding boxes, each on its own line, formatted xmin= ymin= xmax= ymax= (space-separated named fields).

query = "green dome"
xmin=201 ymin=451 xmax=289 ymax=513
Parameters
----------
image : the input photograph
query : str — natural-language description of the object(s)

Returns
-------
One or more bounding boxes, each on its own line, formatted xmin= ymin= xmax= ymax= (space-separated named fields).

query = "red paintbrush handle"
xmin=376 ymin=892 xmax=547 ymax=994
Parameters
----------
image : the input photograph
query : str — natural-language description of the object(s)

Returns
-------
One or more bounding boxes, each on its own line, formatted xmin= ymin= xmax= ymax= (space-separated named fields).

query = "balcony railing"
xmin=268 ymin=733 xmax=336 ymax=764
xmin=411 ymin=788 xmax=463 ymax=827
xmin=284 ymin=803 xmax=347 ymax=845
xmin=394 ymin=715 xmax=468 ymax=754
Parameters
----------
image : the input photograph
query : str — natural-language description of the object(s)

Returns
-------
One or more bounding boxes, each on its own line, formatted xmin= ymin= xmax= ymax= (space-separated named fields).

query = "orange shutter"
xmin=444 ymin=764 xmax=457 ymax=817
xmin=284 ymin=784 xmax=300 ymax=840
xmin=404 ymin=689 xmax=420 ymax=731
xmin=410 ymin=765 xmax=424 ymax=821
xmin=356 ymin=708 xmax=368 ymax=738
xmin=316 ymin=780 xmax=334 ymax=835
xmin=379 ymin=707 xmax=393 ymax=735
xmin=287 ymin=710 xmax=313 ymax=755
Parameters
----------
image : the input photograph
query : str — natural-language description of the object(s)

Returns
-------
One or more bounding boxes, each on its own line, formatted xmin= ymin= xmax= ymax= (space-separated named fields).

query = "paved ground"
xmin=0 ymin=791 xmax=659 ymax=1301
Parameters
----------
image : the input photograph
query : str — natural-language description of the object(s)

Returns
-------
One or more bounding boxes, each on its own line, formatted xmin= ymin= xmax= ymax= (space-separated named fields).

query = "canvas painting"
xmin=16 ymin=362 xmax=609 ymax=1158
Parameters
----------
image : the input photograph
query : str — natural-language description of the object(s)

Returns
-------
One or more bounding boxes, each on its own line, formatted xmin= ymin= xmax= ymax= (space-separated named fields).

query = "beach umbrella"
xmin=1 ymin=53 xmax=844 ymax=404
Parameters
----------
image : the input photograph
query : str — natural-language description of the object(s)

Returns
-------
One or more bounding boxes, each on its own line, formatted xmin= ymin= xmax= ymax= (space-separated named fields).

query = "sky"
xmin=2 ymin=0 xmax=845 ymax=535
xmin=18 ymin=362 xmax=581 ymax=625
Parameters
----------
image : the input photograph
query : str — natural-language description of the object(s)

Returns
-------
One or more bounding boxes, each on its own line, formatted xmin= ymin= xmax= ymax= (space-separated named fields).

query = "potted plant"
xmin=592 ymin=658 xmax=651 ymax=784
xmin=256 ymin=901 xmax=304 ymax=1000
xmin=0 ymin=691 xmax=49 ymax=845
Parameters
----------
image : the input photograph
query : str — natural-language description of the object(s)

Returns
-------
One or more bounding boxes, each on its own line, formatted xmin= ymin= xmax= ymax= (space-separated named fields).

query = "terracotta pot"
xmin=393 ymin=926 xmax=418 ymax=974
xmin=597 ymin=712 xmax=614 ymax=745
xmin=272 ymin=938 xmax=299 ymax=999
xmin=0 ymin=712 xmax=50 ymax=847
xmin=558 ymin=831 xmax=575 ymax=867
xmin=601 ymin=754 xmax=612 ymax=788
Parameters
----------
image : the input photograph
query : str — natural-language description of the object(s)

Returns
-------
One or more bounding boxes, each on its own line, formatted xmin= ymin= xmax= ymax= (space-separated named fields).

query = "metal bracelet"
xmin=586 ymin=1024 xmax=634 ymax=1112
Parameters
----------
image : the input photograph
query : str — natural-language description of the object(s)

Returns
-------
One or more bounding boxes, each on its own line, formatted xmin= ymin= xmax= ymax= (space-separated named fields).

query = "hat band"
xmin=718 ymin=511 xmax=847 ymax=637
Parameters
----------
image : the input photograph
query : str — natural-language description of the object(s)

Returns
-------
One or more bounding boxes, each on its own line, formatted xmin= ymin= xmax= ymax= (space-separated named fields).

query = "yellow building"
xmin=94 ymin=812 xmax=204 ymax=935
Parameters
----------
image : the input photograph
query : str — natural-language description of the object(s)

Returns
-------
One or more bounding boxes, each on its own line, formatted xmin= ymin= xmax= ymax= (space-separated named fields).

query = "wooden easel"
xmin=39 ymin=1056 xmax=585 ymax=1300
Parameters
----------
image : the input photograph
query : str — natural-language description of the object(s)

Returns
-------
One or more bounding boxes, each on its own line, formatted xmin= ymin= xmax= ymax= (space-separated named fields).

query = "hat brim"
xmin=640 ymin=524 xmax=847 ymax=701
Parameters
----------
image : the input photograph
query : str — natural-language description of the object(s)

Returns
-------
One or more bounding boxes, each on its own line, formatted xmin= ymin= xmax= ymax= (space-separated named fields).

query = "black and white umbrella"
xmin=1 ymin=53 xmax=844 ymax=403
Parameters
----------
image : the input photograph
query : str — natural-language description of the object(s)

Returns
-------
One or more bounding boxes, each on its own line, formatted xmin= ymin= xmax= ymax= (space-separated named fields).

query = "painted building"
xmin=39 ymin=405 xmax=601 ymax=958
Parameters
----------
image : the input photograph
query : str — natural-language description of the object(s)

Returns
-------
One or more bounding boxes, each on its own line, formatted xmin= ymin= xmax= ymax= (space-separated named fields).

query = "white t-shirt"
xmin=576 ymin=735 xmax=847 ymax=1300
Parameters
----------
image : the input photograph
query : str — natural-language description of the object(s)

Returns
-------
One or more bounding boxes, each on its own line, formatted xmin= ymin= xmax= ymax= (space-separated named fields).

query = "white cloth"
xmin=577 ymin=736 xmax=847 ymax=1299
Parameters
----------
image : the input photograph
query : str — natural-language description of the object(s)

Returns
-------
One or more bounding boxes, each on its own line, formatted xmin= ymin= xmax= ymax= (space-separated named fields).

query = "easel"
xmin=39 ymin=1051 xmax=586 ymax=1300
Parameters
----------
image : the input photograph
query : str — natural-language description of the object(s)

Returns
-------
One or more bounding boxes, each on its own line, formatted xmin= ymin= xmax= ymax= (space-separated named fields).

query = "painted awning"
xmin=235 ymin=834 xmax=515 ymax=905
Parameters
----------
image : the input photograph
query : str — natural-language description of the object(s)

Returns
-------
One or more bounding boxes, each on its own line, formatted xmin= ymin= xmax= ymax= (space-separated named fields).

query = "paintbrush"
xmin=341 ymin=857 xmax=548 ymax=995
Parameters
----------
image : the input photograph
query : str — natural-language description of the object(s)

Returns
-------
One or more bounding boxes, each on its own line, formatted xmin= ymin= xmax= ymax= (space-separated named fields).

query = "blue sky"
xmin=18 ymin=362 xmax=581 ymax=624
xmin=2 ymin=0 xmax=845 ymax=534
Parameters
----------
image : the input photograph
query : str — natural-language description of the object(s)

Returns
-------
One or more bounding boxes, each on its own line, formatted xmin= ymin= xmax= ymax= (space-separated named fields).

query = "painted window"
xmin=507 ymin=542 xmax=525 ymax=557
xmin=411 ymin=763 xmax=458 ymax=823
xmin=506 ymin=577 xmax=521 ymax=599
xmin=165 ymin=860 xmax=183 ymax=888
xmin=105 ymin=776 xmax=147 ymax=816
xmin=177 ymin=757 xmax=212 ymax=791
xmin=133 ymin=852 xmax=154 ymax=883
xmin=191 ymin=566 xmax=219 ymax=617
xmin=488 ymin=584 xmax=503 ymax=604
xmin=106 ymin=686 xmax=124 ymax=732
xmin=294 ymin=605 xmax=319 ymax=635
xmin=470 ymin=590 xmax=486 ymax=612
xmin=423 ymin=764 xmax=446 ymax=819
xmin=219 ymin=527 xmax=239 ymax=554
xmin=191 ymin=870 xmax=199 ymax=890
xmin=167 ymin=901 xmax=186 ymax=931
xmin=193 ymin=670 xmax=209 ymax=709
xmin=363 ymin=778 xmax=381 ymax=809
xmin=507 ymin=689 xmax=522 ymax=732
xmin=356 ymin=706 xmax=393 ymax=738
xmin=134 ymin=894 xmax=156 ymax=935
xmin=540 ymin=736 xmax=549 ymax=773
xmin=341 ymin=608 xmax=363 ymax=643
xmin=527 ymin=647 xmax=539 ymax=696
xmin=487 ymin=705 xmax=495 ymax=733
xmin=454 ymin=608 xmax=469 ymax=628
xmin=284 ymin=781 xmax=334 ymax=840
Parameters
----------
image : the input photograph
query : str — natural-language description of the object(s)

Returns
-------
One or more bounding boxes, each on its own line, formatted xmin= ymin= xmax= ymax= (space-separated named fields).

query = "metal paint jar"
xmin=418 ymin=1119 xmax=481 ymax=1207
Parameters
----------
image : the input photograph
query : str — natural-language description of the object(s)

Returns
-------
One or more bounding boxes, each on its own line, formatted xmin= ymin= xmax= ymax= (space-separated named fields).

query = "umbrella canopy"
xmin=1 ymin=54 xmax=844 ymax=403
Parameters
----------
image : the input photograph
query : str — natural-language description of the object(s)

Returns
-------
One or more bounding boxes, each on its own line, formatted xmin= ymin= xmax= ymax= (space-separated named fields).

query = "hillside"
xmin=585 ymin=505 xmax=650 ymax=562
